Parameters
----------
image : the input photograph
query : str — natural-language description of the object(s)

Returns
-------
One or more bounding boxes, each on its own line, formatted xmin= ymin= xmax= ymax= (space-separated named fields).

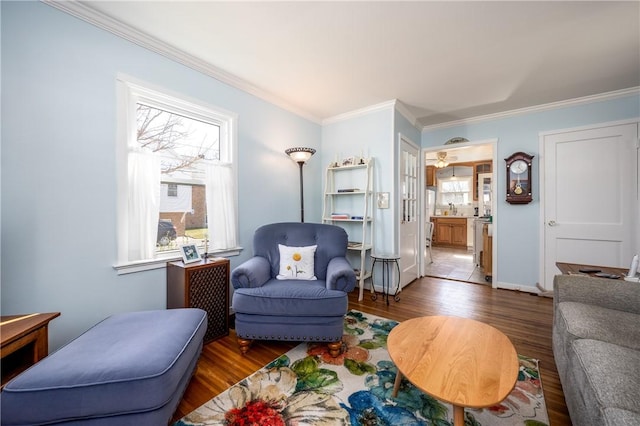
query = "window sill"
xmin=113 ymin=247 xmax=242 ymax=275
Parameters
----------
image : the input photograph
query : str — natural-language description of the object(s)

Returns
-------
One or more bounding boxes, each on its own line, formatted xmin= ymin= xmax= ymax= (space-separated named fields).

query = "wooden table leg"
xmin=392 ymin=371 xmax=403 ymax=397
xmin=453 ymin=404 xmax=464 ymax=425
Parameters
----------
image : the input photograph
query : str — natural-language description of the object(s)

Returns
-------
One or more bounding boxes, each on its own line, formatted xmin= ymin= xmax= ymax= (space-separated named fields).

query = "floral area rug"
xmin=175 ymin=310 xmax=550 ymax=426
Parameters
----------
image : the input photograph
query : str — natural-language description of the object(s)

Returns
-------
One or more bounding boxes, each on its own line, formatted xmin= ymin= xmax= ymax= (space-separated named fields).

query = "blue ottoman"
xmin=1 ymin=308 xmax=207 ymax=426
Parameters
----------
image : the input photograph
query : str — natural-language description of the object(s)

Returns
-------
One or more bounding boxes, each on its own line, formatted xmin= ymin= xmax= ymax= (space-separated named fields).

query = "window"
xmin=438 ymin=177 xmax=472 ymax=205
xmin=116 ymin=76 xmax=238 ymax=272
xmin=167 ymin=183 xmax=178 ymax=197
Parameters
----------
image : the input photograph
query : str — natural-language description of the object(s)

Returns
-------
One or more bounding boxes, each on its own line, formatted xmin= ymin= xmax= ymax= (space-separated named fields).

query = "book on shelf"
xmin=347 ymin=241 xmax=362 ymax=248
xmin=331 ymin=213 xmax=350 ymax=219
xmin=337 ymin=188 xmax=360 ymax=193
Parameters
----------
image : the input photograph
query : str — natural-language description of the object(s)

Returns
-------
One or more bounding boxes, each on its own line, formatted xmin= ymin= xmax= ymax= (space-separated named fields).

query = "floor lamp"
xmin=285 ymin=147 xmax=316 ymax=222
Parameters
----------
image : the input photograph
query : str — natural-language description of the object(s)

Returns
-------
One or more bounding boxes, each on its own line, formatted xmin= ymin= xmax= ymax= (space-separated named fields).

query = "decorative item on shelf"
xmin=341 ymin=157 xmax=355 ymax=167
xmin=505 ymin=152 xmax=534 ymax=204
xmin=285 ymin=147 xmax=316 ymax=222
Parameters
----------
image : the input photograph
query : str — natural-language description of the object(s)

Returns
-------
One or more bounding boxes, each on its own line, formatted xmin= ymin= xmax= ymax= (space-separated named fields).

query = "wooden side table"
xmin=167 ymin=257 xmax=230 ymax=343
xmin=1 ymin=312 xmax=60 ymax=388
xmin=556 ymin=262 xmax=628 ymax=279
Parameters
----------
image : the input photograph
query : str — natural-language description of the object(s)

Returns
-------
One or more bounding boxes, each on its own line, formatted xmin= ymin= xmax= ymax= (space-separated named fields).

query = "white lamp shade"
xmin=285 ymin=147 xmax=316 ymax=163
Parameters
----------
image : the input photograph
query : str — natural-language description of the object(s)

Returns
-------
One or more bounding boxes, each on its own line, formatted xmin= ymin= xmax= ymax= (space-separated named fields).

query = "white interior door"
xmin=541 ymin=122 xmax=639 ymax=290
xmin=399 ymin=137 xmax=419 ymax=288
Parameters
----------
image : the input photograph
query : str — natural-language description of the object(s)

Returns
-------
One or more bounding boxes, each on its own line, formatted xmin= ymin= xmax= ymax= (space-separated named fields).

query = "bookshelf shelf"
xmin=322 ymin=158 xmax=374 ymax=301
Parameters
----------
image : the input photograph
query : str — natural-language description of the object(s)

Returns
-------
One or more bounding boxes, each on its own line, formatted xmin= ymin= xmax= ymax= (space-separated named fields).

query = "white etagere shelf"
xmin=322 ymin=158 xmax=374 ymax=301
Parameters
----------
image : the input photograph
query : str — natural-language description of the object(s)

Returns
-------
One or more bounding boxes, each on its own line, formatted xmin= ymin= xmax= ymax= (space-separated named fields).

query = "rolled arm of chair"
xmin=231 ymin=256 xmax=271 ymax=289
xmin=326 ymin=257 xmax=356 ymax=292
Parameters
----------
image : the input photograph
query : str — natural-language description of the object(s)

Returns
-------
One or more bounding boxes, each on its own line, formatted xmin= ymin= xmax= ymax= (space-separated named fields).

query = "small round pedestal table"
xmin=370 ymin=253 xmax=401 ymax=305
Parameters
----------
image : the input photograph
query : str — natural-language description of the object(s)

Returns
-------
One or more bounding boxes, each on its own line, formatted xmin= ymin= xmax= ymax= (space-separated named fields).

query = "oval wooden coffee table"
xmin=388 ymin=316 xmax=519 ymax=426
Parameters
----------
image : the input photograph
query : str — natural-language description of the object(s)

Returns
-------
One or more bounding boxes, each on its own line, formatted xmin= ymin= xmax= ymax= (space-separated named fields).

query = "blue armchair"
xmin=231 ymin=222 xmax=356 ymax=356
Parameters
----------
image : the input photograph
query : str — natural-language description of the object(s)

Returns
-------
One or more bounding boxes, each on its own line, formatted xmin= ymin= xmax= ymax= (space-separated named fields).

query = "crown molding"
xmin=323 ymin=100 xmax=397 ymax=125
xmin=421 ymin=86 xmax=640 ymax=131
xmin=42 ymin=0 xmax=322 ymax=124
xmin=323 ymin=99 xmax=419 ymax=129
xmin=394 ymin=100 xmax=418 ymax=127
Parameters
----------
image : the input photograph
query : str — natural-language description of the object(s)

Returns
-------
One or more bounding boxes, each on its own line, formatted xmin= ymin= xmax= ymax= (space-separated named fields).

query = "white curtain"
xmin=205 ymin=162 xmax=237 ymax=251
xmin=127 ymin=151 xmax=161 ymax=261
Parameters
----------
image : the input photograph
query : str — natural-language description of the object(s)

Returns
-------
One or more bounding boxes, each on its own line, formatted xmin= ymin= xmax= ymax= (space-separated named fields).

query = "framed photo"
xmin=180 ymin=244 xmax=201 ymax=264
xmin=342 ymin=157 xmax=355 ymax=167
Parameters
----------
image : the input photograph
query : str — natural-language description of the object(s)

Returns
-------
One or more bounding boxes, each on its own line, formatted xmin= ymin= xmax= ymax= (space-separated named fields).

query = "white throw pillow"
xmin=277 ymin=244 xmax=317 ymax=280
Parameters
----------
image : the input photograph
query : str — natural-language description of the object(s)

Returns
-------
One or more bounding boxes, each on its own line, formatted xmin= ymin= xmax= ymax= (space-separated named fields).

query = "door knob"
xmin=548 ymin=220 xmax=556 ymax=226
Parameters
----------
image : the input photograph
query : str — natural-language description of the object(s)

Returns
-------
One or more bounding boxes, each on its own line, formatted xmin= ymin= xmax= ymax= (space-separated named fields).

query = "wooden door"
xmin=541 ymin=121 xmax=638 ymax=290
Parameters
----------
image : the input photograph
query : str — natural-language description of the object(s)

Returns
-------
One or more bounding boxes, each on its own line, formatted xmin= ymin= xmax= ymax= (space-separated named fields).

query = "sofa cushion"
xmin=233 ymin=280 xmax=348 ymax=317
xmin=0 ymin=309 xmax=207 ymax=426
xmin=555 ymin=301 xmax=640 ymax=352
xmin=603 ymin=408 xmax=640 ymax=426
xmin=568 ymin=339 xmax=640 ymax=425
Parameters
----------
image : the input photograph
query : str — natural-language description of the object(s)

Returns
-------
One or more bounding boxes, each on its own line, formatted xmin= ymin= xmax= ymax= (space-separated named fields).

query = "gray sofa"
xmin=553 ymin=274 xmax=640 ymax=425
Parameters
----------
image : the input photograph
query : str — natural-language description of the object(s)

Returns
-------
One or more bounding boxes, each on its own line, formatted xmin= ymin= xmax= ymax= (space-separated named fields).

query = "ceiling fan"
xmin=426 ymin=151 xmax=457 ymax=168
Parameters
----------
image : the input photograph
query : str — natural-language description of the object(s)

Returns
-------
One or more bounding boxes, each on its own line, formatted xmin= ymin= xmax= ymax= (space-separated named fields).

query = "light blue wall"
xmin=395 ymin=110 xmax=421 ymax=148
xmin=1 ymin=2 xmax=320 ymax=350
xmin=422 ymin=94 xmax=640 ymax=289
xmin=322 ymin=107 xmax=396 ymax=253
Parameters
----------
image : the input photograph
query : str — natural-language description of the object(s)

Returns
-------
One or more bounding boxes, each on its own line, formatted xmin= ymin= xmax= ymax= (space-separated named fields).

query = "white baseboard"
xmin=495 ymin=281 xmax=542 ymax=295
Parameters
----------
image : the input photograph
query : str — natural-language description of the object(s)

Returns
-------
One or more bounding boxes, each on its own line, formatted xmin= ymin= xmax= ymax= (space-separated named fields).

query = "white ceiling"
xmin=66 ymin=1 xmax=639 ymax=127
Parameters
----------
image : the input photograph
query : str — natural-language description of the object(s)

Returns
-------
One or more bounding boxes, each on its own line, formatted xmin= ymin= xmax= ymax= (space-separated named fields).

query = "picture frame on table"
xmin=180 ymin=244 xmax=201 ymax=264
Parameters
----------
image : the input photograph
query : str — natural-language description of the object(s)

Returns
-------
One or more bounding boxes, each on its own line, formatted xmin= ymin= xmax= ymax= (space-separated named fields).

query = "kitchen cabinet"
xmin=426 ymin=166 xmax=436 ymax=186
xmin=483 ymin=223 xmax=492 ymax=281
xmin=432 ymin=217 xmax=467 ymax=248
xmin=473 ymin=162 xmax=492 ymax=200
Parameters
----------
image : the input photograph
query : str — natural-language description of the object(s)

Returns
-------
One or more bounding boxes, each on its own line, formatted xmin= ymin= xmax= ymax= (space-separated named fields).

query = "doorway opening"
xmin=423 ymin=140 xmax=496 ymax=285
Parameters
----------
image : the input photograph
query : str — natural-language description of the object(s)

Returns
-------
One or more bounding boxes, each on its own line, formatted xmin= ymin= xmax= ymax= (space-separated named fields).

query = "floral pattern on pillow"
xmin=277 ymin=244 xmax=317 ymax=280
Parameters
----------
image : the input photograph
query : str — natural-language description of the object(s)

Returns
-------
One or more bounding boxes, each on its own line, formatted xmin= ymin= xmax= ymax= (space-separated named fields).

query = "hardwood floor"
xmin=172 ymin=277 xmax=571 ymax=425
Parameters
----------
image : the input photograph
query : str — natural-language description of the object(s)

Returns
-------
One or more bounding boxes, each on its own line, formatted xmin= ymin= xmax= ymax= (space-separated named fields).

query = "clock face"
xmin=509 ymin=159 xmax=528 ymax=174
